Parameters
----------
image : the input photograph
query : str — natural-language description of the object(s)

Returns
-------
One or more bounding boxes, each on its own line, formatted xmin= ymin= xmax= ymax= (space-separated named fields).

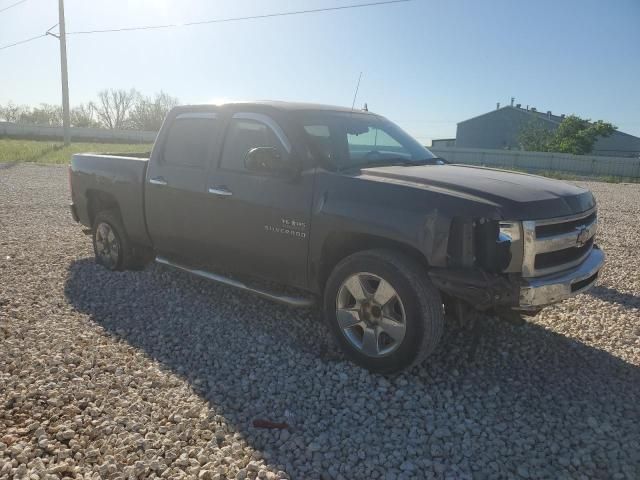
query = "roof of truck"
xmin=179 ymin=100 xmax=379 ymax=115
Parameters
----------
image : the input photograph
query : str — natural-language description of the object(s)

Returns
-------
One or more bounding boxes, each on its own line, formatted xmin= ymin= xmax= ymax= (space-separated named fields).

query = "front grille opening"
xmin=535 ymin=237 xmax=594 ymax=270
xmin=536 ymin=212 xmax=596 ymax=238
xmin=571 ymin=272 xmax=598 ymax=292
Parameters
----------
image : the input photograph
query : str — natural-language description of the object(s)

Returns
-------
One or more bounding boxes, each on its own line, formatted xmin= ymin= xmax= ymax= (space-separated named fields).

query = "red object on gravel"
xmin=252 ymin=419 xmax=289 ymax=430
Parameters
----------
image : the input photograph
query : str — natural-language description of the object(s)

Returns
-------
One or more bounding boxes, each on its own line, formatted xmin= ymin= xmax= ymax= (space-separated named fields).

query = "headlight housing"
xmin=499 ymin=221 xmax=521 ymax=242
xmin=499 ymin=221 xmax=524 ymax=272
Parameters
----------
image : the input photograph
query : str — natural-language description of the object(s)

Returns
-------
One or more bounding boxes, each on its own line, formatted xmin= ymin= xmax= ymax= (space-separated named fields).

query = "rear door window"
xmin=163 ymin=114 xmax=218 ymax=167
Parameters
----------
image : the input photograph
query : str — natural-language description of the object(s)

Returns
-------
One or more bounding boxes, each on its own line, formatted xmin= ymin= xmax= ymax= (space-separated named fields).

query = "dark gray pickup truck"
xmin=69 ymin=101 xmax=605 ymax=372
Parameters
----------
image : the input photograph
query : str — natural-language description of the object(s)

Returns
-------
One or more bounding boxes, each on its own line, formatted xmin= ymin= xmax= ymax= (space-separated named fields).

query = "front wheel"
xmin=324 ymin=249 xmax=444 ymax=374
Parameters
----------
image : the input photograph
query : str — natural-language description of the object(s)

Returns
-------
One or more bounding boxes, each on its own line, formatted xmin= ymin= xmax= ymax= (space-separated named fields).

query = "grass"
xmin=0 ymin=138 xmax=152 ymax=165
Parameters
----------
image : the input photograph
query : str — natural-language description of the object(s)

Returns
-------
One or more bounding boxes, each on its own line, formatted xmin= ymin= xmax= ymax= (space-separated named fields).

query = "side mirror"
xmin=245 ymin=147 xmax=289 ymax=174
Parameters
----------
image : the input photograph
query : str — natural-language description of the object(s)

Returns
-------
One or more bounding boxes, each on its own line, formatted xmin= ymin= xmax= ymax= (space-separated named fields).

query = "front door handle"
xmin=149 ymin=176 xmax=168 ymax=186
xmin=208 ymin=186 xmax=233 ymax=197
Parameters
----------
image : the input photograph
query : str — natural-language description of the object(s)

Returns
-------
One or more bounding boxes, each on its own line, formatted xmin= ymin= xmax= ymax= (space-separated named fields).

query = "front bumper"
xmin=518 ymin=246 xmax=605 ymax=309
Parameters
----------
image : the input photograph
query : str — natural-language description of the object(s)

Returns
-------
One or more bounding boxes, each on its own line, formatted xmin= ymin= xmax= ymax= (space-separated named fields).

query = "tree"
xmin=128 ymin=91 xmax=179 ymax=131
xmin=547 ymin=116 xmax=616 ymax=155
xmin=519 ymin=114 xmax=616 ymax=155
xmin=18 ymin=103 xmax=62 ymax=126
xmin=95 ymin=88 xmax=139 ymax=129
xmin=518 ymin=120 xmax=554 ymax=152
xmin=2 ymin=88 xmax=178 ymax=131
xmin=0 ymin=102 xmax=28 ymax=123
xmin=71 ymin=102 xmax=100 ymax=128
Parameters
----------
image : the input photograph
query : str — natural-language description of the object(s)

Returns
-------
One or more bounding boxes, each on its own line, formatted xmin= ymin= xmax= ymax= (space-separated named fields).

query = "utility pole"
xmin=58 ymin=0 xmax=70 ymax=145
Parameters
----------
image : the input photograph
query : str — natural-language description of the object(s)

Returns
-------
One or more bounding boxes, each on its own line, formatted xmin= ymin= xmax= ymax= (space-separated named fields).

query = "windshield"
xmin=295 ymin=111 xmax=439 ymax=170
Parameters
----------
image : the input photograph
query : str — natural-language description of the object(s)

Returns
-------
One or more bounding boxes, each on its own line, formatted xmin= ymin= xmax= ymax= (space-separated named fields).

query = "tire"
xmin=323 ymin=249 xmax=444 ymax=374
xmin=92 ymin=210 xmax=149 ymax=271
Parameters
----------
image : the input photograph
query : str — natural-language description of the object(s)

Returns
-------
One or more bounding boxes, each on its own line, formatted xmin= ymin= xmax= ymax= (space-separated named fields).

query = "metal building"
xmin=454 ymin=104 xmax=640 ymax=158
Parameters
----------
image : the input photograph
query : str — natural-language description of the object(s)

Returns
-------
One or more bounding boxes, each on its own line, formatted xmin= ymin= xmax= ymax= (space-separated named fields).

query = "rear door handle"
xmin=208 ymin=186 xmax=233 ymax=197
xmin=149 ymin=176 xmax=168 ymax=186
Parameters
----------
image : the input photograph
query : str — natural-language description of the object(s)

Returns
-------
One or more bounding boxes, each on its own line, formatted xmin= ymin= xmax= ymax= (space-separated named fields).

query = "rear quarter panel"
xmin=70 ymin=154 xmax=151 ymax=246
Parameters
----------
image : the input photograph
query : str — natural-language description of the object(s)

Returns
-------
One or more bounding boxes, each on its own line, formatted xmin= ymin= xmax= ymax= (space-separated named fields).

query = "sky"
xmin=1 ymin=0 xmax=639 ymax=143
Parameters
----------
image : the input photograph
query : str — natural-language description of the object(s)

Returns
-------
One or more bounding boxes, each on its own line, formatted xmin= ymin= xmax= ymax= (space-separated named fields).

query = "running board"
xmin=155 ymin=256 xmax=315 ymax=308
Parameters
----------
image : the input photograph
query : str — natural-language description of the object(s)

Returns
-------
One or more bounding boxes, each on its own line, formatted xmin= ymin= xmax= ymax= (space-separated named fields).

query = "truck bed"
xmin=69 ymin=153 xmax=152 ymax=247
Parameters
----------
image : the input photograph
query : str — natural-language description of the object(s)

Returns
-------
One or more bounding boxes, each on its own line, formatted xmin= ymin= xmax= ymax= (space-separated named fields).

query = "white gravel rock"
xmin=0 ymin=164 xmax=639 ymax=479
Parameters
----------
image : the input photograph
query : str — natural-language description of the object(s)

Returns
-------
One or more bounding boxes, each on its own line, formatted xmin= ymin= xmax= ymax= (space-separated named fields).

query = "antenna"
xmin=351 ymin=72 xmax=363 ymax=111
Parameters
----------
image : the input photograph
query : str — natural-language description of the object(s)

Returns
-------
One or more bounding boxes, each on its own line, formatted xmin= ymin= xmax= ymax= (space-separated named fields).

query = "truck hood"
xmin=360 ymin=164 xmax=595 ymax=219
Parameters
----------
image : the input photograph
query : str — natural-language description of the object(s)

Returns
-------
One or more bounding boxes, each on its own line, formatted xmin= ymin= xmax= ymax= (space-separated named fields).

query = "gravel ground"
xmin=1 ymin=163 xmax=639 ymax=480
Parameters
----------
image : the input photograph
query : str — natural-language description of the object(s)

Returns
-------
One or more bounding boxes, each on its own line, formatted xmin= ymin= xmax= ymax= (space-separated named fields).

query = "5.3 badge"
xmin=264 ymin=218 xmax=307 ymax=239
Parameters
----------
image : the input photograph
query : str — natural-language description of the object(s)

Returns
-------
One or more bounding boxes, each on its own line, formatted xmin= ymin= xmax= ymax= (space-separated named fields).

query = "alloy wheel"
xmin=335 ymin=272 xmax=407 ymax=357
xmin=95 ymin=222 xmax=120 ymax=269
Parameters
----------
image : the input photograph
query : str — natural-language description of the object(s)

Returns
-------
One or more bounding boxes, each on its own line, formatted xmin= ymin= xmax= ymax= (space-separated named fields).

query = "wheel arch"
xmin=86 ymin=189 xmax=122 ymax=227
xmin=315 ymin=231 xmax=429 ymax=293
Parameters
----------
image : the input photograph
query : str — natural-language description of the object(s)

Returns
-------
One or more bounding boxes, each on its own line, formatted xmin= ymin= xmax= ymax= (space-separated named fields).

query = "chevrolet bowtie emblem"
xmin=575 ymin=225 xmax=590 ymax=247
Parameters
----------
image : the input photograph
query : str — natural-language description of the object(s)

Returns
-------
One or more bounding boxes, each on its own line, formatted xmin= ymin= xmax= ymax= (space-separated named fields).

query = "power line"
xmin=0 ymin=0 xmax=414 ymax=52
xmin=66 ymin=0 xmax=413 ymax=35
xmin=0 ymin=33 xmax=45 ymax=51
xmin=0 ymin=0 xmax=29 ymax=14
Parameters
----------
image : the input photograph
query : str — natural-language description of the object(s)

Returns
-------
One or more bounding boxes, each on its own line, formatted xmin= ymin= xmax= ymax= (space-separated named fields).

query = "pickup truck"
xmin=69 ymin=101 xmax=605 ymax=373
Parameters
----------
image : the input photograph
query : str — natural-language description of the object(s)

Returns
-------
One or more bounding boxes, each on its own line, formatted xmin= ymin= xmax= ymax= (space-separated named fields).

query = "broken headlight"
xmin=499 ymin=221 xmax=521 ymax=243
xmin=498 ymin=221 xmax=524 ymax=272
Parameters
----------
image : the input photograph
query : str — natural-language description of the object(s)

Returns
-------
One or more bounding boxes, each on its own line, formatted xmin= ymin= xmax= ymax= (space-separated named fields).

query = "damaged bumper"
xmin=429 ymin=246 xmax=605 ymax=311
xmin=518 ymin=246 xmax=605 ymax=309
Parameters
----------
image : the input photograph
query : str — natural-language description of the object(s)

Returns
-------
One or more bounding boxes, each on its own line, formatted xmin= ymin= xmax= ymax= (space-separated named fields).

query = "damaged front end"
xmin=429 ymin=208 xmax=604 ymax=313
xmin=429 ymin=216 xmax=523 ymax=311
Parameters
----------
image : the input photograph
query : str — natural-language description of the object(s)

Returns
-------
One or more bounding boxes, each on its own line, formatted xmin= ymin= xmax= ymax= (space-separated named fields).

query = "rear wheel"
xmin=92 ymin=210 xmax=150 ymax=271
xmin=324 ymin=249 xmax=444 ymax=373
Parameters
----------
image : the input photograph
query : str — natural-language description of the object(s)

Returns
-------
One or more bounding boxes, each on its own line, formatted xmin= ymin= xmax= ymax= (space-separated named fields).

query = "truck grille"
xmin=534 ymin=237 xmax=594 ymax=270
xmin=535 ymin=211 xmax=596 ymax=238
xmin=522 ymin=207 xmax=597 ymax=278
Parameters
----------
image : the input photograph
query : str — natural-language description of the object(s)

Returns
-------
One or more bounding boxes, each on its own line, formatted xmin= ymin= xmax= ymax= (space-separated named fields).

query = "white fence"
xmin=430 ymin=147 xmax=640 ymax=180
xmin=0 ymin=122 xmax=157 ymax=144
